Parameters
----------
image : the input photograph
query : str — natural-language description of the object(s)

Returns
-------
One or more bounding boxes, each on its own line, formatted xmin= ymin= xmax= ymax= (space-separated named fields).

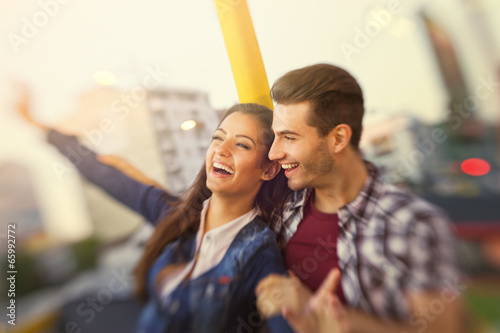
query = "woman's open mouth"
xmin=212 ymin=162 xmax=234 ymax=177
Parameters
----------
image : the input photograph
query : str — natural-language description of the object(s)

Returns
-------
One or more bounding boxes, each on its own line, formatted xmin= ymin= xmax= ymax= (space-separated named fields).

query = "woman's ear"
xmin=261 ymin=160 xmax=281 ymax=181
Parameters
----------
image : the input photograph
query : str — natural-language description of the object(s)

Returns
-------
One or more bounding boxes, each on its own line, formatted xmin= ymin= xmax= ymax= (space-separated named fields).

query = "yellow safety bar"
xmin=214 ymin=0 xmax=273 ymax=109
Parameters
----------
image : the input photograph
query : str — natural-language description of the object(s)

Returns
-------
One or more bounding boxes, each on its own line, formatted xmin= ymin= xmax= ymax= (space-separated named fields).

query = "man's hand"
xmin=255 ymin=273 xmax=312 ymax=318
xmin=97 ymin=155 xmax=164 ymax=189
xmin=283 ymin=268 xmax=349 ymax=333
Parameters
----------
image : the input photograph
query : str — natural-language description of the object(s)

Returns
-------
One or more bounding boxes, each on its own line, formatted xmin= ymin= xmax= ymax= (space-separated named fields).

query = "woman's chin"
xmin=206 ymin=179 xmax=229 ymax=193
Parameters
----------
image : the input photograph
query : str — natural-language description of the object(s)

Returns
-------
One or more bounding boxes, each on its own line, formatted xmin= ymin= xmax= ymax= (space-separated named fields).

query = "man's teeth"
xmin=282 ymin=163 xmax=299 ymax=170
xmin=213 ymin=162 xmax=234 ymax=174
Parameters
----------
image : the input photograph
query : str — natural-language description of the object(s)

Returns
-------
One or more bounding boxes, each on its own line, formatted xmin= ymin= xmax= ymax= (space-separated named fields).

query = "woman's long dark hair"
xmin=134 ymin=103 xmax=291 ymax=301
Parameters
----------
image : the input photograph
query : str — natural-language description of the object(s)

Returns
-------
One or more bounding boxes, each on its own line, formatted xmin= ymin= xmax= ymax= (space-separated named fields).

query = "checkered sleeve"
xmin=405 ymin=202 xmax=459 ymax=292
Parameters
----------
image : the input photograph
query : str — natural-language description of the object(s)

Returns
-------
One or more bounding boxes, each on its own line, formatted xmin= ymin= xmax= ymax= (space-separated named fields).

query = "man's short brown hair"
xmin=270 ymin=63 xmax=364 ymax=149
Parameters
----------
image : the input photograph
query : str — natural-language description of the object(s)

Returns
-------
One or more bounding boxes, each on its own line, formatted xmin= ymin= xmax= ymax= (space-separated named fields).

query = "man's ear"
xmin=261 ymin=160 xmax=281 ymax=181
xmin=328 ymin=124 xmax=352 ymax=153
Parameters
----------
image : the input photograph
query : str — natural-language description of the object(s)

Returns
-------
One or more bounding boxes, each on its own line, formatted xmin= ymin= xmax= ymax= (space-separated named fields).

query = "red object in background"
xmin=461 ymin=158 xmax=491 ymax=176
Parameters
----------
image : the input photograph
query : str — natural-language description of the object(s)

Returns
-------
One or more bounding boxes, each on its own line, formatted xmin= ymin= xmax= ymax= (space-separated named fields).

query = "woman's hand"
xmin=15 ymin=86 xmax=49 ymax=133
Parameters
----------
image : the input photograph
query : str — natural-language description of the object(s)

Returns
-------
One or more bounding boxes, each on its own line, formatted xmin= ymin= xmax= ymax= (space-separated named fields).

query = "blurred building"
xmin=57 ymin=86 xmax=167 ymax=242
xmin=0 ymin=162 xmax=45 ymax=242
xmin=146 ymin=87 xmax=220 ymax=195
xmin=360 ymin=115 xmax=440 ymax=188
xmin=0 ymin=132 xmax=94 ymax=246
xmin=418 ymin=7 xmax=500 ymax=199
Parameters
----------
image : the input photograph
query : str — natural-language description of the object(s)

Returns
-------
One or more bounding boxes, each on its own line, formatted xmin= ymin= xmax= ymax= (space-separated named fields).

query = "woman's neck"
xmin=204 ymin=194 xmax=256 ymax=232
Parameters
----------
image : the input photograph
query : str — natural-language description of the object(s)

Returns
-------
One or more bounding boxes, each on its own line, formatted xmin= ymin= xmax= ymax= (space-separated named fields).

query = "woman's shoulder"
xmin=238 ymin=216 xmax=276 ymax=241
xmin=230 ymin=216 xmax=280 ymax=263
xmin=232 ymin=217 xmax=285 ymax=275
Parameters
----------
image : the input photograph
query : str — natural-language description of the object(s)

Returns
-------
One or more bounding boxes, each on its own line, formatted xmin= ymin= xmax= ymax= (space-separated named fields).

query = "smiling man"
xmin=256 ymin=64 xmax=462 ymax=333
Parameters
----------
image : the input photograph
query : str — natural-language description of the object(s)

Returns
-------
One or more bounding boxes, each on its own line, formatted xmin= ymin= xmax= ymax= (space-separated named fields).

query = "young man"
xmin=256 ymin=64 xmax=462 ymax=333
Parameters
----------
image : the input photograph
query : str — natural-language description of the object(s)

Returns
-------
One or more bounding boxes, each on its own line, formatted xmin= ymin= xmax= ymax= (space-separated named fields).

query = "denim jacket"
xmin=136 ymin=217 xmax=292 ymax=333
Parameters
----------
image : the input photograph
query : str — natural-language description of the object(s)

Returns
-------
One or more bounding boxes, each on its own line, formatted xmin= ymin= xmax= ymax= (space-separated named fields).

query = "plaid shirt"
xmin=279 ymin=161 xmax=458 ymax=321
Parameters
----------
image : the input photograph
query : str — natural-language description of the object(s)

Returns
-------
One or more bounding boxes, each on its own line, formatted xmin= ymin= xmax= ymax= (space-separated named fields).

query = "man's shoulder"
xmin=373 ymin=180 xmax=449 ymax=227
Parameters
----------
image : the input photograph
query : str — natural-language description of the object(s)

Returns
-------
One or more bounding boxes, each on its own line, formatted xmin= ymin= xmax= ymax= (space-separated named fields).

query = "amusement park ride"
xmin=8 ymin=1 xmax=500 ymax=332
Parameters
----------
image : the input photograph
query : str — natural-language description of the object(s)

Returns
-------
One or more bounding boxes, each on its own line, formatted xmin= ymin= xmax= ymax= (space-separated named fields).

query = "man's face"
xmin=269 ymin=101 xmax=334 ymax=191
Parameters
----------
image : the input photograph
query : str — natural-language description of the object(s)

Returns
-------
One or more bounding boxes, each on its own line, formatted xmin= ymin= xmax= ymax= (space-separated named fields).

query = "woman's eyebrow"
xmin=215 ymin=128 xmax=256 ymax=146
xmin=235 ymin=135 xmax=256 ymax=146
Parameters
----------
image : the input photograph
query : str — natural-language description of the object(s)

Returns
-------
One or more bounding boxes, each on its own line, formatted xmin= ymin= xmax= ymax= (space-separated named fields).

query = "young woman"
xmin=19 ymin=98 xmax=294 ymax=332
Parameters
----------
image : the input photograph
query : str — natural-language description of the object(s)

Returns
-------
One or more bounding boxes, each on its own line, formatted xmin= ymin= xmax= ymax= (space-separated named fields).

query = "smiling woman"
xmin=205 ymin=111 xmax=276 ymax=201
xmin=132 ymin=104 xmax=294 ymax=332
xmin=19 ymin=99 xmax=294 ymax=333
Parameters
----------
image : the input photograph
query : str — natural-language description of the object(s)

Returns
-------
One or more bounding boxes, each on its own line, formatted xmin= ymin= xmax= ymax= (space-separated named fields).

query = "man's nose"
xmin=268 ymin=139 xmax=285 ymax=161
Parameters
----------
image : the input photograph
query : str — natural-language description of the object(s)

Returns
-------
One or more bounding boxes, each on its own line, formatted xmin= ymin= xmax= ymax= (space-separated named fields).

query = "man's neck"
xmin=313 ymin=152 xmax=368 ymax=214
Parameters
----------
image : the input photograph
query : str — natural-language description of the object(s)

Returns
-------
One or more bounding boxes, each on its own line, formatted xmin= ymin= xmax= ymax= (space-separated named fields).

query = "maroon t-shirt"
xmin=284 ymin=193 xmax=346 ymax=303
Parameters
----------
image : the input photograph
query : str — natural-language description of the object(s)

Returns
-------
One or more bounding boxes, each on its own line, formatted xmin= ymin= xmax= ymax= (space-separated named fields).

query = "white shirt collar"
xmin=194 ymin=197 xmax=259 ymax=264
xmin=160 ymin=197 xmax=259 ymax=300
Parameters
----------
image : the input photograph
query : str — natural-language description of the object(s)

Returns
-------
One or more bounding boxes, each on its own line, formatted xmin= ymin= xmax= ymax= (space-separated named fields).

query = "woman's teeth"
xmin=213 ymin=162 xmax=234 ymax=174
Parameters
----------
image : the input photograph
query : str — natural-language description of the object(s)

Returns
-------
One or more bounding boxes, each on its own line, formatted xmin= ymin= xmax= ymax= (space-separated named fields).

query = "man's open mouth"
xmin=282 ymin=163 xmax=299 ymax=171
xmin=282 ymin=163 xmax=299 ymax=176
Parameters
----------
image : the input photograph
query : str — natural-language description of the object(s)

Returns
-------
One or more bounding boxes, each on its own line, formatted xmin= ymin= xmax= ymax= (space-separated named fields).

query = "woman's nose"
xmin=215 ymin=140 xmax=230 ymax=157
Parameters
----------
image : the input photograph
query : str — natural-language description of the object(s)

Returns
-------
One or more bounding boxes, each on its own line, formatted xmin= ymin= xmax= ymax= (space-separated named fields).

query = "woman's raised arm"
xmin=16 ymin=86 xmax=176 ymax=225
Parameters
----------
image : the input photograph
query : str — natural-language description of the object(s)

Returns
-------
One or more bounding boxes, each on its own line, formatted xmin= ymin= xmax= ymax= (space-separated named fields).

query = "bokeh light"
xmin=461 ymin=158 xmax=491 ymax=176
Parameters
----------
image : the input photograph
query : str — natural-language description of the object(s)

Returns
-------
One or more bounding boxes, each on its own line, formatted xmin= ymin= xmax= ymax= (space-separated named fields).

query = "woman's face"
xmin=205 ymin=111 xmax=275 ymax=198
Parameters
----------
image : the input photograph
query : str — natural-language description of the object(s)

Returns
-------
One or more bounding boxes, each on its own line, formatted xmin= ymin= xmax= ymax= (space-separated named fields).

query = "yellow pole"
xmin=214 ymin=0 xmax=273 ymax=109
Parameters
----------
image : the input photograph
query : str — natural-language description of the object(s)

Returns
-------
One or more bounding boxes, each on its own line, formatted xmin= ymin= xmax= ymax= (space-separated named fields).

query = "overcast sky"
xmin=1 ymin=0 xmax=499 ymax=129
